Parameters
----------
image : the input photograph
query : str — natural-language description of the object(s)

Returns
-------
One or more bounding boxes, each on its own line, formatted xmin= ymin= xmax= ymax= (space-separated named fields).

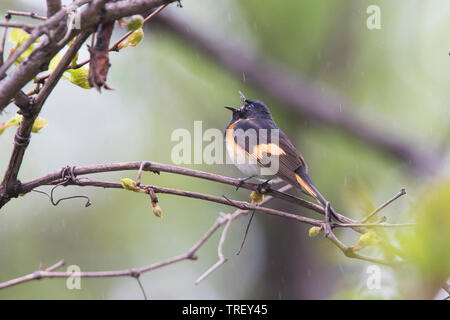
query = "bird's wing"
xmin=229 ymin=118 xmax=317 ymax=199
xmin=276 ymin=130 xmax=319 ymax=198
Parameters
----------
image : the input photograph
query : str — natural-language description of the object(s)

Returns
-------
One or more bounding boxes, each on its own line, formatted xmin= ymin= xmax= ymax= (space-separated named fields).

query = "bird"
xmin=224 ymin=92 xmax=337 ymax=228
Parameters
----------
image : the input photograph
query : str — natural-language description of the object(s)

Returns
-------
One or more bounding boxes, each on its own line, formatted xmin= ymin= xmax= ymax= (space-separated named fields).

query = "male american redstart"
xmin=224 ymin=92 xmax=337 ymax=227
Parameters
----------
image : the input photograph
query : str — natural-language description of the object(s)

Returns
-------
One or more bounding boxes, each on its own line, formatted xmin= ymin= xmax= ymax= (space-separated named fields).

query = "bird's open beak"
xmin=224 ymin=106 xmax=237 ymax=112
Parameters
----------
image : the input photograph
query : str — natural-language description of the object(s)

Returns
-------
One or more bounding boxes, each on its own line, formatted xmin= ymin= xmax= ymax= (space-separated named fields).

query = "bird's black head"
xmin=225 ymin=92 xmax=273 ymax=121
xmin=240 ymin=99 xmax=272 ymax=119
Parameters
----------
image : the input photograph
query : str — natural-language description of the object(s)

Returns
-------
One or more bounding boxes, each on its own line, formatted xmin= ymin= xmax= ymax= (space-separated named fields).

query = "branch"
xmin=0 ymin=31 xmax=91 ymax=208
xmin=20 ymin=161 xmax=408 ymax=265
xmin=17 ymin=161 xmax=402 ymax=231
xmin=195 ymin=213 xmax=232 ymax=285
xmin=360 ymin=188 xmax=406 ymax=223
xmin=0 ymin=0 xmax=177 ymax=207
xmin=0 ymin=0 xmax=178 ymax=111
xmin=5 ymin=10 xmax=47 ymax=21
xmin=0 ymin=158 xmax=409 ymax=292
xmin=0 ymin=185 xmax=289 ymax=291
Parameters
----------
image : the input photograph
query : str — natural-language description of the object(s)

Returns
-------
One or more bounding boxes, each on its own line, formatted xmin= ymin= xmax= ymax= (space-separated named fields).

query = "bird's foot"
xmin=256 ymin=179 xmax=272 ymax=194
xmin=235 ymin=176 xmax=255 ymax=191
xmin=322 ymin=201 xmax=332 ymax=237
xmin=321 ymin=221 xmax=332 ymax=237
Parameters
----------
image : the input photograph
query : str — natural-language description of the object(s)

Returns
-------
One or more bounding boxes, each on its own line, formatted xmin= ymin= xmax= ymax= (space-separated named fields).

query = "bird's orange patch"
xmin=226 ymin=120 xmax=251 ymax=161
xmin=295 ymin=173 xmax=317 ymax=198
xmin=252 ymin=143 xmax=286 ymax=159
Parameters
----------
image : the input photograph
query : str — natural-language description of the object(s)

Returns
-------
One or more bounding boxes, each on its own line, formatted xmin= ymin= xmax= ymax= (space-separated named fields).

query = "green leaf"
xmin=0 ymin=114 xmax=47 ymax=135
xmin=118 ymin=28 xmax=144 ymax=50
xmin=31 ymin=117 xmax=48 ymax=133
xmin=250 ymin=191 xmax=264 ymax=203
xmin=66 ymin=67 xmax=91 ymax=89
xmin=9 ymin=28 xmax=31 ymax=44
xmin=398 ymin=180 xmax=450 ymax=280
xmin=48 ymin=53 xmax=63 ymax=72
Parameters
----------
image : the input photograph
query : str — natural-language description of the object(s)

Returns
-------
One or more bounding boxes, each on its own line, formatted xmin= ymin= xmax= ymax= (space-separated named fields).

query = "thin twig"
xmin=111 ymin=4 xmax=167 ymax=52
xmin=134 ymin=276 xmax=148 ymax=300
xmin=0 ymin=21 xmax=35 ymax=32
xmin=1 ymin=28 xmax=40 ymax=74
xmin=333 ymin=222 xmax=415 ymax=228
xmin=360 ymin=188 xmax=406 ymax=223
xmin=195 ymin=213 xmax=232 ymax=285
xmin=6 ymin=10 xmax=47 ymax=21
xmin=236 ymin=210 xmax=255 ymax=255
xmin=48 ymin=176 xmax=400 ymax=266
xmin=35 ymin=4 xmax=167 ymax=85
xmin=0 ymin=183 xmax=289 ymax=290
xmin=0 ymin=14 xmax=11 ymax=67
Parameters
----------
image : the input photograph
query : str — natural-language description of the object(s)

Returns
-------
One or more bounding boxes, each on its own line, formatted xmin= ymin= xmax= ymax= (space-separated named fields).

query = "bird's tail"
xmin=294 ymin=168 xmax=340 ymax=221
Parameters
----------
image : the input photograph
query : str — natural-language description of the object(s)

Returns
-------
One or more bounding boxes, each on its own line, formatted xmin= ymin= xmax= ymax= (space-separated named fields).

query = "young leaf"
xmin=353 ymin=231 xmax=379 ymax=251
xmin=0 ymin=114 xmax=47 ymax=135
xmin=66 ymin=67 xmax=91 ymax=89
xmin=9 ymin=28 xmax=31 ymax=44
xmin=31 ymin=117 xmax=48 ymax=133
xmin=120 ymin=178 xmax=144 ymax=193
xmin=118 ymin=28 xmax=144 ymax=50
xmin=48 ymin=53 xmax=63 ymax=72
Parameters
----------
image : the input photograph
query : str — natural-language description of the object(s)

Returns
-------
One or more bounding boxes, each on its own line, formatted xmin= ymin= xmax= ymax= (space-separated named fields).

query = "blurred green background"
xmin=0 ymin=0 xmax=449 ymax=299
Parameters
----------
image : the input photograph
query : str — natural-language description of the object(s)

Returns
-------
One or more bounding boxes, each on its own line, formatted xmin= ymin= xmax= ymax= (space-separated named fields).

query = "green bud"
xmin=308 ymin=226 xmax=322 ymax=237
xmin=353 ymin=231 xmax=379 ymax=251
xmin=250 ymin=191 xmax=264 ymax=203
xmin=152 ymin=203 xmax=163 ymax=218
xmin=120 ymin=178 xmax=144 ymax=193
xmin=123 ymin=15 xmax=144 ymax=31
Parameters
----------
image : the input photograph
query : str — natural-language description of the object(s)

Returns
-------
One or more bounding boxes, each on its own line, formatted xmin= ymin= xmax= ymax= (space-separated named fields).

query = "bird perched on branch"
xmin=224 ymin=92 xmax=337 ymax=239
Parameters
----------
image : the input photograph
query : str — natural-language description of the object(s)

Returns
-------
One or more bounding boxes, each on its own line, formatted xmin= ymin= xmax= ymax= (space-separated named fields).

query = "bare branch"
xmin=195 ymin=213 xmax=232 ymax=285
xmin=360 ymin=188 xmax=407 ymax=223
xmin=0 ymin=0 xmax=179 ymax=111
xmin=5 ymin=10 xmax=47 ymax=21
xmin=0 ymin=21 xmax=35 ymax=32
xmin=0 ymin=31 xmax=91 ymax=208
xmin=0 ymin=185 xmax=290 ymax=291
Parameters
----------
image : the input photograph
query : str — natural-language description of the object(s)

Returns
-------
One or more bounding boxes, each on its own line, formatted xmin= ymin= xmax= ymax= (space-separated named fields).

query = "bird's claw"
xmin=256 ymin=179 xmax=272 ymax=194
xmin=235 ymin=176 xmax=255 ymax=191
xmin=322 ymin=222 xmax=332 ymax=238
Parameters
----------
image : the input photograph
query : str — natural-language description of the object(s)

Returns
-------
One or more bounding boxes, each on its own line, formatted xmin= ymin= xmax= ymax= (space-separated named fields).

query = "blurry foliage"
xmin=8 ymin=28 xmax=40 ymax=65
xmin=398 ymin=180 xmax=450 ymax=282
